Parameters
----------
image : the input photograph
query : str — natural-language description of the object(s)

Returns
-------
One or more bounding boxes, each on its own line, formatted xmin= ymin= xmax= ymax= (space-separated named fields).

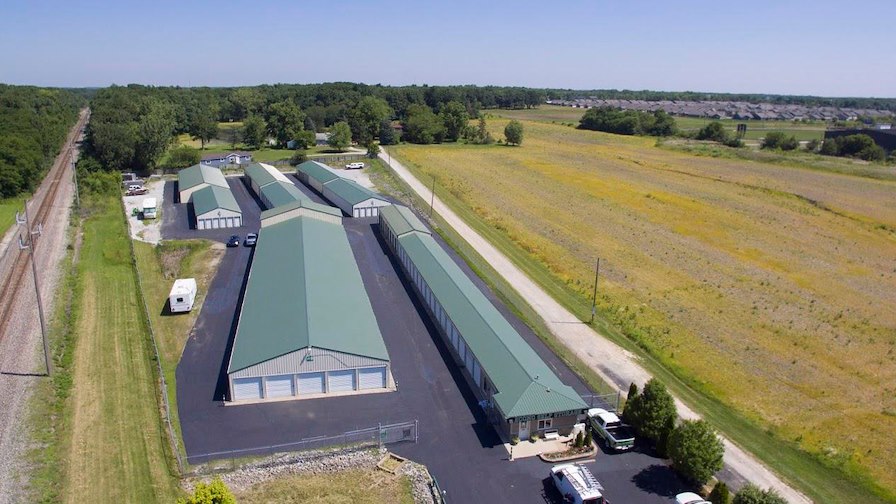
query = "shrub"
xmin=621 ymin=382 xmax=639 ymax=425
xmin=574 ymin=431 xmax=584 ymax=448
xmin=804 ymin=138 xmax=820 ymax=152
xmin=668 ymin=419 xmax=725 ymax=485
xmin=529 ymin=433 xmax=540 ymax=443
xmin=176 ymin=477 xmax=235 ymax=504
xmin=290 ymin=151 xmax=307 ymax=166
xmin=584 ymin=430 xmax=593 ymax=447
xmin=761 ymin=131 xmax=798 ymax=151
xmin=732 ymin=484 xmax=787 ymax=504
xmin=504 ymin=120 xmax=524 ymax=146
xmin=626 ymin=378 xmax=677 ymax=445
xmin=510 ymin=435 xmax=520 ymax=446
xmin=709 ymin=481 xmax=732 ymax=504
xmin=696 ymin=122 xmax=729 ymax=143
xmin=167 ymin=145 xmax=201 ymax=169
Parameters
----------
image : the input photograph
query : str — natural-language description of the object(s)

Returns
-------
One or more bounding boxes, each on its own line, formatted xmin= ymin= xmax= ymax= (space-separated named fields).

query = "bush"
xmin=529 ymin=433 xmax=540 ymax=443
xmin=667 ymin=419 xmax=725 ymax=485
xmin=761 ymin=131 xmax=798 ymax=151
xmin=504 ymin=120 xmax=524 ymax=146
xmin=709 ymin=481 xmax=732 ymax=504
xmin=584 ymin=430 xmax=593 ymax=447
xmin=176 ymin=476 xmax=235 ymax=504
xmin=290 ymin=151 xmax=307 ymax=166
xmin=574 ymin=431 xmax=584 ymax=448
xmin=732 ymin=484 xmax=787 ymax=504
xmin=820 ymin=134 xmax=886 ymax=161
xmin=510 ymin=435 xmax=520 ymax=446
xmin=167 ymin=145 xmax=200 ymax=169
xmin=366 ymin=142 xmax=380 ymax=158
xmin=626 ymin=378 xmax=677 ymax=446
xmin=804 ymin=138 xmax=820 ymax=152
xmin=621 ymin=382 xmax=639 ymax=425
xmin=578 ymin=107 xmax=677 ymax=136
xmin=696 ymin=122 xmax=729 ymax=143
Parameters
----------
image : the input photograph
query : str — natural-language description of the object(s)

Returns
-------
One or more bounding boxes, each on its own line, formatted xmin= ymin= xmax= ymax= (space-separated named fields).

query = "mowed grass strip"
xmin=387 ymin=117 xmax=896 ymax=502
xmin=234 ymin=469 xmax=414 ymax=504
xmin=62 ymin=196 xmax=180 ymax=502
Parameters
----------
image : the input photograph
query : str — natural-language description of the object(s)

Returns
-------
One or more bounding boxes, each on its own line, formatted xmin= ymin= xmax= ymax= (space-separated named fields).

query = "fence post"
xmin=415 ymin=419 xmax=419 ymax=443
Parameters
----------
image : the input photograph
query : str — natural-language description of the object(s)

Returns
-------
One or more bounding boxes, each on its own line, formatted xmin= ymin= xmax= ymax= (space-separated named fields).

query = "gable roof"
xmin=191 ymin=185 xmax=241 ymax=216
xmin=178 ymin=164 xmax=229 ymax=191
xmin=259 ymin=180 xmax=305 ymax=209
xmin=396 ymin=231 xmax=586 ymax=418
xmin=227 ymin=213 xmax=388 ymax=373
xmin=323 ymin=177 xmax=389 ymax=206
xmin=260 ymin=198 xmax=343 ymax=222
xmin=296 ymin=160 xmax=341 ymax=185
xmin=379 ymin=205 xmax=430 ymax=238
xmin=244 ymin=162 xmax=290 ymax=189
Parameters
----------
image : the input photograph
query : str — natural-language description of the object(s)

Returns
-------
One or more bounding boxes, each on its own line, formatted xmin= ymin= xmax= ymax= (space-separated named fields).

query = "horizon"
xmin=2 ymin=0 xmax=894 ymax=98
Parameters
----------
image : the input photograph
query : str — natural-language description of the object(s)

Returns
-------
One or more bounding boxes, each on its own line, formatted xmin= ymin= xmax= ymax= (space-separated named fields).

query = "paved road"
xmin=172 ymin=175 xmax=691 ymax=504
xmin=378 ymin=149 xmax=811 ymax=504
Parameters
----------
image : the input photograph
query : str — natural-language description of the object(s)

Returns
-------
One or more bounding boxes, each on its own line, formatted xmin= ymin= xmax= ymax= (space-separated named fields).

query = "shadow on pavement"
xmin=631 ymin=464 xmax=686 ymax=498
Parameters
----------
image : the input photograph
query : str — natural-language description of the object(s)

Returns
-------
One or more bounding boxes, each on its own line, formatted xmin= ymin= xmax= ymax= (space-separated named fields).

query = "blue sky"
xmin=2 ymin=0 xmax=894 ymax=97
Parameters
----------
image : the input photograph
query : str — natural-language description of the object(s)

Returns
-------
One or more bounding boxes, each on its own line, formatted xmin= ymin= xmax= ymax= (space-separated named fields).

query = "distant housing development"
xmin=200 ymin=151 xmax=252 ymax=168
xmin=380 ymin=205 xmax=587 ymax=440
xmin=296 ymin=160 xmax=391 ymax=217
xmin=226 ymin=201 xmax=391 ymax=402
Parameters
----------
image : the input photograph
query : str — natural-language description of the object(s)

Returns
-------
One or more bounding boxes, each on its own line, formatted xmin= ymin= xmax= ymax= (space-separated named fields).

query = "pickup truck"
xmin=587 ymin=408 xmax=636 ymax=451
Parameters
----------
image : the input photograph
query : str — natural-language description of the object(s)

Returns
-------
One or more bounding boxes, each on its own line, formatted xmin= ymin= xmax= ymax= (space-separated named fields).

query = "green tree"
xmin=242 ymin=115 xmax=267 ymax=150
xmin=709 ymin=481 xmax=732 ymax=504
xmin=176 ymin=477 xmax=236 ymax=504
xmin=696 ymin=122 xmax=730 ymax=143
xmin=820 ymin=138 xmax=839 ymax=156
xmin=668 ymin=419 xmax=725 ymax=484
xmin=188 ymin=98 xmax=219 ymax=149
xmin=366 ymin=142 xmax=380 ymax=158
xmin=291 ymin=129 xmax=316 ymax=150
xmin=167 ymin=145 xmax=201 ymax=169
xmin=583 ymin=429 xmax=593 ymax=447
xmin=504 ymin=120 xmax=524 ymax=146
xmin=626 ymin=378 xmax=677 ymax=445
xmin=804 ymin=138 xmax=820 ymax=152
xmin=761 ymin=131 xmax=798 ymax=150
xmin=379 ymin=120 xmax=397 ymax=145
xmin=266 ymin=100 xmax=306 ymax=148
xmin=732 ymin=484 xmax=787 ymax=504
xmin=230 ymin=87 xmax=264 ymax=120
xmin=574 ymin=431 xmax=584 ymax=448
xmin=304 ymin=115 xmax=317 ymax=133
xmin=440 ymin=101 xmax=470 ymax=142
xmin=403 ymin=104 xmax=445 ymax=144
xmin=328 ymin=121 xmax=352 ymax=151
xmin=134 ymin=99 xmax=176 ymax=170
xmin=622 ymin=382 xmax=640 ymax=425
xmin=645 ymin=110 xmax=678 ymax=136
xmin=349 ymin=96 xmax=393 ymax=144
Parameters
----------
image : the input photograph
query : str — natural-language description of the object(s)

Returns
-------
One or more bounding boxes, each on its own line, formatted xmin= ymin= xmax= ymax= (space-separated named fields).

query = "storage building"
xmin=192 ymin=185 xmax=243 ymax=229
xmin=379 ymin=205 xmax=586 ymax=440
xmin=295 ymin=160 xmax=340 ymax=193
xmin=177 ymin=163 xmax=229 ymax=202
xmin=244 ymin=162 xmax=291 ymax=196
xmin=226 ymin=200 xmax=391 ymax=402
xmin=321 ymin=178 xmax=391 ymax=218
xmin=259 ymin=180 xmax=305 ymax=210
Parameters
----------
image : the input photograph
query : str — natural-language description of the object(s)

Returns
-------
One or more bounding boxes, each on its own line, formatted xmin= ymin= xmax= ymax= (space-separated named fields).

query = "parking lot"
xmin=168 ymin=172 xmax=691 ymax=503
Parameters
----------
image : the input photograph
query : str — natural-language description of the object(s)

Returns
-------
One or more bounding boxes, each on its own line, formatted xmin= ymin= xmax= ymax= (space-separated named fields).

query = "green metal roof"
xmin=296 ymin=160 xmax=341 ymax=185
xmin=228 ymin=214 xmax=389 ymax=373
xmin=323 ymin=178 xmax=388 ymax=206
xmin=379 ymin=205 xmax=430 ymax=237
xmin=178 ymin=163 xmax=229 ymax=191
xmin=260 ymin=198 xmax=343 ymax=220
xmin=244 ymin=162 xmax=288 ymax=189
xmin=396 ymin=232 xmax=586 ymax=419
xmin=260 ymin=181 xmax=305 ymax=209
xmin=191 ymin=185 xmax=241 ymax=216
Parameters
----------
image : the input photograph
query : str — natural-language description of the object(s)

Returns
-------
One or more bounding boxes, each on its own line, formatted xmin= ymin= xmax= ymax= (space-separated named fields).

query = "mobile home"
xmin=168 ymin=278 xmax=197 ymax=313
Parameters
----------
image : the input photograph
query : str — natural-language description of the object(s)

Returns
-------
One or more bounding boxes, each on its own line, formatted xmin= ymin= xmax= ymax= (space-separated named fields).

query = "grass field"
xmin=387 ymin=117 xmax=896 ymax=502
xmin=55 ymin=195 xmax=181 ymax=502
xmin=0 ymin=196 xmax=25 ymax=237
xmin=492 ymin=105 xmax=828 ymax=141
xmin=133 ymin=239 xmax=223 ymax=463
xmin=234 ymin=469 xmax=414 ymax=504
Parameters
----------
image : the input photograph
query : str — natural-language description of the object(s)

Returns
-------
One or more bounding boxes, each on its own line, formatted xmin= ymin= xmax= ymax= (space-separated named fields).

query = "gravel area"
xmin=123 ymin=177 xmax=164 ymax=244
xmin=0 ymin=118 xmax=81 ymax=504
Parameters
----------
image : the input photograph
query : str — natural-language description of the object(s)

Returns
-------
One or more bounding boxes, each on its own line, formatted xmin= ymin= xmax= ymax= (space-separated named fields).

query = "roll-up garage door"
xmin=358 ymin=367 xmax=386 ymax=390
xmin=265 ymin=375 xmax=294 ymax=398
xmin=472 ymin=360 xmax=481 ymax=387
xmin=298 ymin=372 xmax=325 ymax=394
xmin=464 ymin=349 xmax=474 ymax=371
xmin=232 ymin=377 xmax=262 ymax=400
xmin=457 ymin=337 xmax=466 ymax=363
xmin=328 ymin=370 xmax=356 ymax=392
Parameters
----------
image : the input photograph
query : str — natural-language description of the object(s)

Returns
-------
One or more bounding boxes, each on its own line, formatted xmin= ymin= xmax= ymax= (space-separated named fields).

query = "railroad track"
xmin=0 ymin=109 xmax=90 ymax=345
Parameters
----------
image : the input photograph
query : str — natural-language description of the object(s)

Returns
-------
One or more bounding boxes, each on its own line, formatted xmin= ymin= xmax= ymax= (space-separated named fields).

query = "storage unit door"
xmin=197 ymin=219 xmax=206 ymax=230
xmin=358 ymin=367 xmax=386 ymax=390
xmin=327 ymin=370 xmax=356 ymax=392
xmin=232 ymin=377 xmax=262 ymax=400
xmin=298 ymin=372 xmax=325 ymax=395
xmin=265 ymin=375 xmax=294 ymax=398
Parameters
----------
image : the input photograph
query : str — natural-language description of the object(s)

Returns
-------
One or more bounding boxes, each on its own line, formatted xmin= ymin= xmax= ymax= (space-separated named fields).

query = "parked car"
xmin=126 ymin=186 xmax=147 ymax=196
xmin=675 ymin=492 xmax=711 ymax=504
xmin=227 ymin=235 xmax=240 ymax=247
xmin=244 ymin=233 xmax=257 ymax=247
xmin=345 ymin=162 xmax=365 ymax=169
xmin=550 ymin=464 xmax=608 ymax=504
xmin=587 ymin=408 xmax=636 ymax=451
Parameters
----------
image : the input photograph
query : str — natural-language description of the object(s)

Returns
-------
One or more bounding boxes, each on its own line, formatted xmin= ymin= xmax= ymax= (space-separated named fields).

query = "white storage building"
xmin=192 ymin=185 xmax=242 ymax=230
xmin=321 ymin=178 xmax=391 ymax=218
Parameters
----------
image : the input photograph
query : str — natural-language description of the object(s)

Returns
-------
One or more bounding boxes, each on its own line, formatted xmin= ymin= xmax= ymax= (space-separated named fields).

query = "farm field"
xmin=388 ymin=118 xmax=896 ymax=499
xmin=494 ymin=105 xmax=829 ymax=141
xmin=234 ymin=469 xmax=414 ymax=504
xmin=58 ymin=195 xmax=181 ymax=502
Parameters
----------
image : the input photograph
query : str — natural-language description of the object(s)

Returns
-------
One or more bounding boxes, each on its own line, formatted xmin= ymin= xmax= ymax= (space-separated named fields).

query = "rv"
xmin=142 ymin=197 xmax=157 ymax=219
xmin=168 ymin=278 xmax=197 ymax=313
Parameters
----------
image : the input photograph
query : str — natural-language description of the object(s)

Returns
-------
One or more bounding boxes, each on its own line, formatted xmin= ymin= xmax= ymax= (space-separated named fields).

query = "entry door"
xmin=518 ymin=420 xmax=530 ymax=440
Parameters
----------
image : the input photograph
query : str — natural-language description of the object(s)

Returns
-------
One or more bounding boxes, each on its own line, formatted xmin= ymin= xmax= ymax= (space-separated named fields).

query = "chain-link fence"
xmin=580 ymin=391 xmax=622 ymax=412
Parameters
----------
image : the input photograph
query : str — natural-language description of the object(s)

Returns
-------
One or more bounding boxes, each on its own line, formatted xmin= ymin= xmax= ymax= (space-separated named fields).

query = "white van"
xmin=142 ymin=197 xmax=157 ymax=219
xmin=168 ymin=278 xmax=197 ymax=313
xmin=550 ymin=464 xmax=607 ymax=504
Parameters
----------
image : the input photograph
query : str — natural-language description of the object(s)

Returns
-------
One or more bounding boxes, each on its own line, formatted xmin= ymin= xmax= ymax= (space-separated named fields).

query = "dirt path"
xmin=0 ymin=112 xmax=84 ymax=504
xmin=379 ymin=150 xmax=811 ymax=504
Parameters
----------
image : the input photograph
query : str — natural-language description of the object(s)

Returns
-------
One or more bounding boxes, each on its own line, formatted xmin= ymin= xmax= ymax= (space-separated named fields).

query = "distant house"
xmin=315 ymin=132 xmax=331 ymax=146
xmin=201 ymin=152 xmax=252 ymax=168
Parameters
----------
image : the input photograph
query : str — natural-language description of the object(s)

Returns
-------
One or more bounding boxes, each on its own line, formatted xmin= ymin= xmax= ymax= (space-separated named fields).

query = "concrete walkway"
xmin=378 ymin=150 xmax=811 ymax=504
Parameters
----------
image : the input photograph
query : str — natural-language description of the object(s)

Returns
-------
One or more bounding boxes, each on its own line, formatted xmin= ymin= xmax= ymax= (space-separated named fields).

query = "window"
xmin=176 ymin=297 xmax=183 ymax=303
xmin=537 ymin=419 xmax=552 ymax=430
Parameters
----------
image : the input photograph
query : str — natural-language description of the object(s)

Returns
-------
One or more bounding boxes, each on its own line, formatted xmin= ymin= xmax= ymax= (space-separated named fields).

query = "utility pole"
xmin=71 ymin=155 xmax=80 ymax=208
xmin=17 ymin=203 xmax=51 ymax=376
xmin=429 ymin=175 xmax=436 ymax=218
xmin=589 ymin=258 xmax=600 ymax=325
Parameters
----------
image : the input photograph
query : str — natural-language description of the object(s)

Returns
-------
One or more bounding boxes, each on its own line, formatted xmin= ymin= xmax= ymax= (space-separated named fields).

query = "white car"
xmin=675 ymin=492 xmax=711 ymax=504
xmin=345 ymin=162 xmax=365 ymax=169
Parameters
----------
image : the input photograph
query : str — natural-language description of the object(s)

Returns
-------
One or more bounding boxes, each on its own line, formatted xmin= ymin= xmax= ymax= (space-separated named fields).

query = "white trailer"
xmin=142 ymin=197 xmax=158 ymax=219
xmin=168 ymin=278 xmax=197 ymax=313
xmin=550 ymin=464 xmax=607 ymax=504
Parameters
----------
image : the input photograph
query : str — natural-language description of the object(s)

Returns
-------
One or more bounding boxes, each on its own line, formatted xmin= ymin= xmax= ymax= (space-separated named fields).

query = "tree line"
xmin=0 ymin=85 xmax=85 ymax=198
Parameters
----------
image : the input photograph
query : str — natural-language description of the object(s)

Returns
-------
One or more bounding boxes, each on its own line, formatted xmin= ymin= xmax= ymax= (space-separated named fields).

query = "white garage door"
xmin=298 ymin=372 xmax=325 ymax=394
xmin=265 ymin=375 xmax=294 ymax=398
xmin=327 ymin=370 xmax=356 ymax=392
xmin=464 ymin=348 xmax=474 ymax=370
xmin=232 ymin=377 xmax=262 ymax=400
xmin=211 ymin=217 xmax=220 ymax=229
xmin=358 ymin=367 xmax=386 ymax=390
xmin=472 ymin=360 xmax=481 ymax=387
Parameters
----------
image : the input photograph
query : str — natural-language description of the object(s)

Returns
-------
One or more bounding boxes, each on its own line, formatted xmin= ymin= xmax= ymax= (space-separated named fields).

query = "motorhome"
xmin=143 ymin=197 xmax=157 ymax=219
xmin=168 ymin=278 xmax=197 ymax=313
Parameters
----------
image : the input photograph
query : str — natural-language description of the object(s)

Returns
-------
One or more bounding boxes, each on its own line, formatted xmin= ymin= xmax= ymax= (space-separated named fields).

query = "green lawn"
xmin=0 ymin=196 xmax=25 ymax=237
xmin=235 ymin=469 xmax=414 ymax=504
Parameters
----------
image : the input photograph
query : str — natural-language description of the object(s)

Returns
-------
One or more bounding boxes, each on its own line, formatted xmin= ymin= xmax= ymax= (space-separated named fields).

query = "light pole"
xmin=589 ymin=258 xmax=600 ymax=325
xmin=16 ymin=203 xmax=51 ymax=376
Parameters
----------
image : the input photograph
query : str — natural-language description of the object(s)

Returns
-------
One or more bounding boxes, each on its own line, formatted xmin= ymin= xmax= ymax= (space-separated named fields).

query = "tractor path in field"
xmin=379 ymin=149 xmax=811 ymax=504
